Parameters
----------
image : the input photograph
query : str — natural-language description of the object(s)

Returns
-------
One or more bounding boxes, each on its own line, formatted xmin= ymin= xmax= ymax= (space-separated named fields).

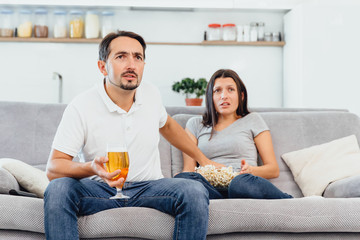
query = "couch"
xmin=1 ymin=100 xmax=360 ymax=239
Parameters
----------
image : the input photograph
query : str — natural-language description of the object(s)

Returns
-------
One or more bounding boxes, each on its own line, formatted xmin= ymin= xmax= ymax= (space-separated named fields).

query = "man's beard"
xmin=108 ymin=71 xmax=140 ymax=90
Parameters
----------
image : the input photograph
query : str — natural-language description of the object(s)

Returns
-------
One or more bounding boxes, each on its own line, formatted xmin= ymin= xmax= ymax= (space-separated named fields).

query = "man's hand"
xmin=91 ymin=156 xmax=124 ymax=188
xmin=200 ymin=159 xmax=226 ymax=169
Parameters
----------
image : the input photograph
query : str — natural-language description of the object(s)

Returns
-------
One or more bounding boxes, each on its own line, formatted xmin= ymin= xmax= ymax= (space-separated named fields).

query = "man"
xmin=44 ymin=31 xmax=221 ymax=240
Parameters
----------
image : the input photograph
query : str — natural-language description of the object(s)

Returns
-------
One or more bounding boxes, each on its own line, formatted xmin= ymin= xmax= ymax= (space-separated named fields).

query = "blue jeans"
xmin=175 ymin=172 xmax=293 ymax=199
xmin=44 ymin=177 xmax=209 ymax=240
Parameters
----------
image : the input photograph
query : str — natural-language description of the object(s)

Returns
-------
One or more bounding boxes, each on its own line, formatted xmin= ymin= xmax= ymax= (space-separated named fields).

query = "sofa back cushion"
xmin=170 ymin=111 xmax=360 ymax=198
xmin=0 ymin=101 xmax=66 ymax=166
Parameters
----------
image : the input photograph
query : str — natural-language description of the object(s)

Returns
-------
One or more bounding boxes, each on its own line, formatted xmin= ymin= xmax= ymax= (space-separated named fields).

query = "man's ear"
xmin=98 ymin=60 xmax=107 ymax=76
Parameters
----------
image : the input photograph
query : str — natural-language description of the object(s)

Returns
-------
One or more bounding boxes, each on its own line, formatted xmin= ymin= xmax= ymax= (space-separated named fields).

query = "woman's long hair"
xmin=202 ymin=69 xmax=250 ymax=130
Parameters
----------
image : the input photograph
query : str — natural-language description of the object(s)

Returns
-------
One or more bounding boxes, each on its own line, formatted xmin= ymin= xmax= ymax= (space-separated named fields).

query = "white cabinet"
xmin=283 ymin=1 xmax=360 ymax=116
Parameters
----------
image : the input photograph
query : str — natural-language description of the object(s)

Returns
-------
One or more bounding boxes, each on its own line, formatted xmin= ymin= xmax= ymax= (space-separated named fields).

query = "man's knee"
xmin=44 ymin=177 xmax=80 ymax=204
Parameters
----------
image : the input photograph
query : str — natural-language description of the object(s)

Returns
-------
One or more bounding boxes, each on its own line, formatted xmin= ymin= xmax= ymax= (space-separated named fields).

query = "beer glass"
xmin=106 ymin=143 xmax=130 ymax=199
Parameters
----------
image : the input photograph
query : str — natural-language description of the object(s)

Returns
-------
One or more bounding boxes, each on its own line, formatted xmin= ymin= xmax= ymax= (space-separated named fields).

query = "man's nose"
xmin=126 ymin=57 xmax=136 ymax=69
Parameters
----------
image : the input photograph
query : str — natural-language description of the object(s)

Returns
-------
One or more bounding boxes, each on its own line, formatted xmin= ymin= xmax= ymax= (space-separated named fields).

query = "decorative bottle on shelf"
xmin=250 ymin=22 xmax=258 ymax=42
xmin=257 ymin=22 xmax=265 ymax=41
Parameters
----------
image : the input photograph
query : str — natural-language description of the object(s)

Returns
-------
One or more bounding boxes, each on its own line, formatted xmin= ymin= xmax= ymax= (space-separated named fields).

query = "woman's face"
xmin=212 ymin=77 xmax=239 ymax=117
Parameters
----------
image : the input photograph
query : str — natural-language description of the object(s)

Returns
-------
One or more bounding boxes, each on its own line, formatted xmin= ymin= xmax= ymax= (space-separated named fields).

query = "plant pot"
xmin=185 ymin=98 xmax=203 ymax=106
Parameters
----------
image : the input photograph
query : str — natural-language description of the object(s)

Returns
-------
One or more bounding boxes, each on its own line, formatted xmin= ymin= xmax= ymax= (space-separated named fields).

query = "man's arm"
xmin=159 ymin=115 xmax=224 ymax=168
xmin=46 ymin=149 xmax=123 ymax=187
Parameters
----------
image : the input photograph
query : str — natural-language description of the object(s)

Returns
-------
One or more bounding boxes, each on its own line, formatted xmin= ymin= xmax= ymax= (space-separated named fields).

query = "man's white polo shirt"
xmin=52 ymin=81 xmax=168 ymax=182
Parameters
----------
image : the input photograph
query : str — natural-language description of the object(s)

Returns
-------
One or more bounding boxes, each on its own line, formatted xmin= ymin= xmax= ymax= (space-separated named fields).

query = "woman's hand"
xmin=91 ymin=156 xmax=124 ymax=188
xmin=239 ymin=159 xmax=253 ymax=175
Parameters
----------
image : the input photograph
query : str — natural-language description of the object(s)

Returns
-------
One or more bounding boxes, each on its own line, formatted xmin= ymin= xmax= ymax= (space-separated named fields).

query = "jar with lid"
xmin=257 ymin=22 xmax=265 ymax=41
xmin=101 ymin=11 xmax=115 ymax=38
xmin=53 ymin=10 xmax=67 ymax=38
xmin=69 ymin=10 xmax=84 ymax=38
xmin=250 ymin=22 xmax=258 ymax=42
xmin=207 ymin=24 xmax=221 ymax=41
xmin=18 ymin=9 xmax=32 ymax=38
xmin=0 ymin=9 xmax=14 ymax=37
xmin=272 ymin=32 xmax=280 ymax=42
xmin=264 ymin=32 xmax=272 ymax=42
xmin=34 ymin=8 xmax=48 ymax=38
xmin=85 ymin=10 xmax=99 ymax=39
xmin=222 ymin=23 xmax=236 ymax=41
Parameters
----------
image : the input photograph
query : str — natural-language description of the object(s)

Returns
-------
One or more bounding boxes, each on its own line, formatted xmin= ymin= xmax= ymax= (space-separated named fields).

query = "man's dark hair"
xmin=99 ymin=30 xmax=146 ymax=62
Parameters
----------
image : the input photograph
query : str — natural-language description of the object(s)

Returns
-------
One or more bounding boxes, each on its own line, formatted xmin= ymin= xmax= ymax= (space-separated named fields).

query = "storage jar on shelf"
xmin=101 ymin=11 xmax=115 ymax=38
xmin=53 ymin=10 xmax=67 ymax=38
xmin=69 ymin=10 xmax=84 ymax=38
xmin=222 ymin=23 xmax=236 ymax=41
xmin=207 ymin=23 xmax=221 ymax=41
xmin=85 ymin=10 xmax=99 ymax=39
xmin=34 ymin=8 xmax=48 ymax=38
xmin=0 ymin=8 xmax=14 ymax=37
xmin=18 ymin=9 xmax=32 ymax=38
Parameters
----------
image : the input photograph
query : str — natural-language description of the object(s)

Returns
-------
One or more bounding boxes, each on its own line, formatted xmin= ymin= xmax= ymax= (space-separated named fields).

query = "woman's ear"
xmin=98 ymin=60 xmax=108 ymax=76
xmin=241 ymin=92 xmax=244 ymax=101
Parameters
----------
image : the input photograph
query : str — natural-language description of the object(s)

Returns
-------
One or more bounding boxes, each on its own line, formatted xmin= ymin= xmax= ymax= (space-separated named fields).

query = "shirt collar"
xmin=96 ymin=80 xmax=143 ymax=114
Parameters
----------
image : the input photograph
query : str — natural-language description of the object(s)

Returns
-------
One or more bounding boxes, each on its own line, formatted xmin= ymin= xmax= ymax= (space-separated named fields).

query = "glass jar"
xmin=222 ymin=23 xmax=236 ymax=41
xmin=272 ymin=32 xmax=280 ymax=42
xmin=101 ymin=11 xmax=115 ymax=38
xmin=53 ymin=10 xmax=67 ymax=38
xmin=207 ymin=23 xmax=221 ymax=41
xmin=69 ymin=10 xmax=84 ymax=38
xmin=250 ymin=22 xmax=258 ymax=42
xmin=34 ymin=8 xmax=48 ymax=38
xmin=85 ymin=10 xmax=99 ymax=39
xmin=18 ymin=9 xmax=32 ymax=38
xmin=257 ymin=22 xmax=265 ymax=41
xmin=0 ymin=8 xmax=14 ymax=37
xmin=264 ymin=32 xmax=272 ymax=42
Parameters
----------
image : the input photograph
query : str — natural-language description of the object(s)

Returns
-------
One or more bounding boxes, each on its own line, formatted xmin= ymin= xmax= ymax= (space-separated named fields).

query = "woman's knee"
xmin=228 ymin=174 xmax=261 ymax=198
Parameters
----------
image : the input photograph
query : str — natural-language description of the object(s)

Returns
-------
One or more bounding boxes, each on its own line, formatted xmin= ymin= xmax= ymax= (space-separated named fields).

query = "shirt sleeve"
xmin=251 ymin=112 xmax=270 ymax=137
xmin=186 ymin=116 xmax=202 ymax=138
xmin=52 ymin=103 xmax=85 ymax=157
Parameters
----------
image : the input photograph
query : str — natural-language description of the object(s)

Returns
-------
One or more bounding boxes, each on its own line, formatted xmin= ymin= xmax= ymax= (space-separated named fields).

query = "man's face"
xmin=100 ymin=36 xmax=145 ymax=91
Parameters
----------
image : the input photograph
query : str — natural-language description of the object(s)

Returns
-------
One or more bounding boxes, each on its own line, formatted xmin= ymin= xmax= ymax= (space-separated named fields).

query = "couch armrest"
xmin=0 ymin=167 xmax=20 ymax=194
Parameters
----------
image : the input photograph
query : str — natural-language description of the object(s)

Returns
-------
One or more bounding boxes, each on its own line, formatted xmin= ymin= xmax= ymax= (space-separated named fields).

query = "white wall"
xmin=284 ymin=1 xmax=360 ymax=116
xmin=0 ymin=9 xmax=284 ymax=108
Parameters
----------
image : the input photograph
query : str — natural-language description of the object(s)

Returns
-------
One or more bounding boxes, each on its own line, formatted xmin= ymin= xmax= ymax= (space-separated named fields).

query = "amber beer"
xmin=106 ymin=151 xmax=129 ymax=188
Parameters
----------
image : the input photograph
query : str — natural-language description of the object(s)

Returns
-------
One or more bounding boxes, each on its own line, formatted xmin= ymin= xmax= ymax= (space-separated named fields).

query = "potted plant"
xmin=172 ymin=77 xmax=208 ymax=106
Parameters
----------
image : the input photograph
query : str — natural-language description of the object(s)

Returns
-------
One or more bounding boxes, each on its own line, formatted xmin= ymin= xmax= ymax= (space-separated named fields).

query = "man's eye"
xmin=136 ymin=56 xmax=143 ymax=60
xmin=117 ymin=55 xmax=123 ymax=59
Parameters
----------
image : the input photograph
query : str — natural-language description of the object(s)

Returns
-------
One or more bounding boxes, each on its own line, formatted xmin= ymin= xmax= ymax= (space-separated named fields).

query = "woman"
xmin=175 ymin=69 xmax=292 ymax=199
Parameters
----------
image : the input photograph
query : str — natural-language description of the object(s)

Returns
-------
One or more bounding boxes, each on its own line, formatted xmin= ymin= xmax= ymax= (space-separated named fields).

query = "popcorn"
xmin=195 ymin=165 xmax=239 ymax=188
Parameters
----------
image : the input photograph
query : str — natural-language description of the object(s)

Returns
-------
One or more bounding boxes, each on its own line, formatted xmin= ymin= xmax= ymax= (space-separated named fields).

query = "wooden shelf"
xmin=0 ymin=37 xmax=285 ymax=46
